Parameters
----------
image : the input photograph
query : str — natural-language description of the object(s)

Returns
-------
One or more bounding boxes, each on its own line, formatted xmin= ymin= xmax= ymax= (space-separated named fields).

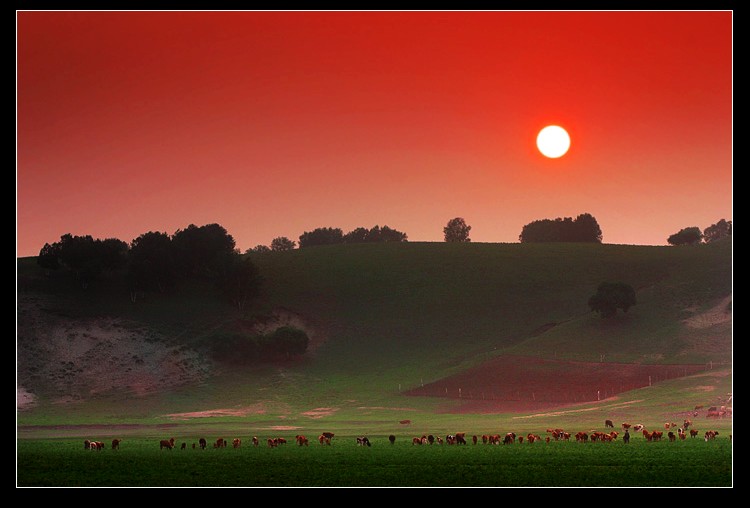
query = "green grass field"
xmin=17 ymin=435 xmax=732 ymax=487
xmin=17 ymin=240 xmax=732 ymax=486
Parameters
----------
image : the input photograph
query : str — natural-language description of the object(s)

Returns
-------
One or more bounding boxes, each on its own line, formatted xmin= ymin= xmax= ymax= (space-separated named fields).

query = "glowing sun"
xmin=536 ymin=125 xmax=570 ymax=158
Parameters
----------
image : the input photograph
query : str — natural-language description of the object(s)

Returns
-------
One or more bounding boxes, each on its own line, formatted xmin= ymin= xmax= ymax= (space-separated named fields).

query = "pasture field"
xmin=17 ymin=434 xmax=732 ymax=487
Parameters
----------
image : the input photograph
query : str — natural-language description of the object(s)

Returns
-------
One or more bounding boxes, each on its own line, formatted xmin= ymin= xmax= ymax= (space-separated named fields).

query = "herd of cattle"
xmin=82 ymin=419 xmax=728 ymax=452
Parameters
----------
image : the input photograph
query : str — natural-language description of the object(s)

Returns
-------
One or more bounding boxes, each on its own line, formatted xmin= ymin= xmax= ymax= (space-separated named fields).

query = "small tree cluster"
xmin=519 ymin=213 xmax=603 ymax=243
xmin=667 ymin=219 xmax=731 ymax=246
xmin=299 ymin=225 xmax=408 ymax=248
xmin=36 ymin=234 xmax=128 ymax=288
xmin=38 ymin=223 xmax=262 ymax=310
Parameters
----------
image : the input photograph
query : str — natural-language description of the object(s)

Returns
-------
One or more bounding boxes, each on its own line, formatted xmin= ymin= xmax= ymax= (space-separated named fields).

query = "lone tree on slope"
xmin=588 ymin=282 xmax=636 ymax=318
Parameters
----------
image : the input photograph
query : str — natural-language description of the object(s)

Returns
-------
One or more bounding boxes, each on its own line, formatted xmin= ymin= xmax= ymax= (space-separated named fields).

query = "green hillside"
xmin=16 ymin=240 xmax=732 ymax=426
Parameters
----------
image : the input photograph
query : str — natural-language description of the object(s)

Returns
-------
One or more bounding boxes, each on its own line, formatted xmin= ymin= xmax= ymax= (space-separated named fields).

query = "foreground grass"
xmin=17 ymin=435 xmax=732 ymax=487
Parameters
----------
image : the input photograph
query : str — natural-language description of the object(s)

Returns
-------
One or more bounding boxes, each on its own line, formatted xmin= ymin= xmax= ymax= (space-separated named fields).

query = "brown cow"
xmin=399 ymin=419 xmax=412 ymax=425
xmin=319 ymin=434 xmax=331 ymax=445
xmin=455 ymin=432 xmax=467 ymax=445
xmin=621 ymin=423 xmax=632 ymax=431
xmin=160 ymin=438 xmax=175 ymax=450
xmin=215 ymin=438 xmax=226 ymax=448
xmin=252 ymin=436 xmax=259 ymax=447
xmin=84 ymin=439 xmax=91 ymax=450
xmin=296 ymin=435 xmax=309 ymax=446
xmin=388 ymin=435 xmax=396 ymax=444
xmin=604 ymin=419 xmax=614 ymax=428
xmin=111 ymin=439 xmax=122 ymax=450
xmin=232 ymin=438 xmax=241 ymax=449
xmin=668 ymin=432 xmax=676 ymax=442
xmin=199 ymin=438 xmax=207 ymax=450
xmin=180 ymin=442 xmax=187 ymax=450
xmin=268 ymin=438 xmax=277 ymax=448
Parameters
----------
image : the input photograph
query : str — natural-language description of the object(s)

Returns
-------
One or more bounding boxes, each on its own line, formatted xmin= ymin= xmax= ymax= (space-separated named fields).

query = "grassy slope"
xmin=17 ymin=240 xmax=732 ymax=428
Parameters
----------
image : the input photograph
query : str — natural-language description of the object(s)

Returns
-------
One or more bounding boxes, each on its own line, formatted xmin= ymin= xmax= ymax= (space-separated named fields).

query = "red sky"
xmin=16 ymin=11 xmax=732 ymax=256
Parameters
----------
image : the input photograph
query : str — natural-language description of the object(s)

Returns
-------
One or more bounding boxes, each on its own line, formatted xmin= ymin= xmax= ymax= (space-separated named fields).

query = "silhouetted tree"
xmin=343 ymin=227 xmax=370 ymax=243
xmin=376 ymin=225 xmax=408 ymax=242
xmin=298 ymin=227 xmax=344 ymax=248
xmin=128 ymin=231 xmax=175 ymax=293
xmin=172 ymin=223 xmax=236 ymax=276
xmin=343 ymin=225 xmax=408 ymax=243
xmin=667 ymin=227 xmax=703 ymax=246
xmin=571 ymin=213 xmax=603 ymax=242
xmin=444 ymin=217 xmax=471 ymax=242
xmin=214 ymin=253 xmax=262 ymax=312
xmin=703 ymin=219 xmax=732 ymax=243
xmin=519 ymin=213 xmax=603 ymax=243
xmin=37 ymin=242 xmax=61 ymax=274
xmin=588 ymin=282 xmax=636 ymax=318
xmin=247 ymin=245 xmax=271 ymax=253
xmin=270 ymin=236 xmax=296 ymax=251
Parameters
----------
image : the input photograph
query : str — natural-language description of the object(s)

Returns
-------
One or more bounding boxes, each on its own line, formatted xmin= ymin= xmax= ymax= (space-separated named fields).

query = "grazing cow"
xmin=199 ymin=438 xmax=207 ymax=450
xmin=545 ymin=436 xmax=550 ymax=443
xmin=503 ymin=433 xmax=516 ymax=445
xmin=427 ymin=435 xmax=435 ymax=445
xmin=215 ymin=438 xmax=226 ymax=448
xmin=268 ymin=438 xmax=277 ymax=448
xmin=609 ymin=431 xmax=618 ymax=440
xmin=621 ymin=423 xmax=632 ymax=431
xmin=605 ymin=419 xmax=614 ymax=428
xmin=252 ymin=436 xmax=259 ymax=447
xmin=232 ymin=438 xmax=241 ymax=449
xmin=399 ymin=419 xmax=412 ymax=425
xmin=356 ymin=436 xmax=371 ymax=447
xmin=296 ymin=435 xmax=309 ymax=446
xmin=683 ymin=419 xmax=693 ymax=430
xmin=436 ymin=436 xmax=443 ymax=445
xmin=276 ymin=437 xmax=287 ymax=445
xmin=110 ymin=439 xmax=122 ymax=450
xmin=652 ymin=431 xmax=663 ymax=441
xmin=84 ymin=439 xmax=91 ymax=450
xmin=319 ymin=434 xmax=331 ymax=446
xmin=668 ymin=432 xmax=676 ymax=442
xmin=690 ymin=429 xmax=699 ymax=438
xmin=321 ymin=432 xmax=334 ymax=440
xmin=633 ymin=424 xmax=645 ymax=432
xmin=91 ymin=441 xmax=105 ymax=451
xmin=455 ymin=433 xmax=467 ymax=445
xmin=472 ymin=435 xmax=478 ymax=445
xmin=623 ymin=430 xmax=630 ymax=444
xmin=412 ymin=437 xmax=422 ymax=445
xmin=704 ymin=430 xmax=719 ymax=441
xmin=446 ymin=434 xmax=456 ymax=445
xmin=694 ymin=405 xmax=704 ymax=410
xmin=518 ymin=436 xmax=524 ymax=444
xmin=160 ymin=438 xmax=175 ymax=450
xmin=180 ymin=442 xmax=187 ymax=450
xmin=389 ymin=435 xmax=396 ymax=444
xmin=575 ymin=432 xmax=588 ymax=443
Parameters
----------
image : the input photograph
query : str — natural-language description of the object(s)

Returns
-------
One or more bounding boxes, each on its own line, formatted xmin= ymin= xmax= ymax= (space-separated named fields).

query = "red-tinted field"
xmin=404 ymin=355 xmax=706 ymax=414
